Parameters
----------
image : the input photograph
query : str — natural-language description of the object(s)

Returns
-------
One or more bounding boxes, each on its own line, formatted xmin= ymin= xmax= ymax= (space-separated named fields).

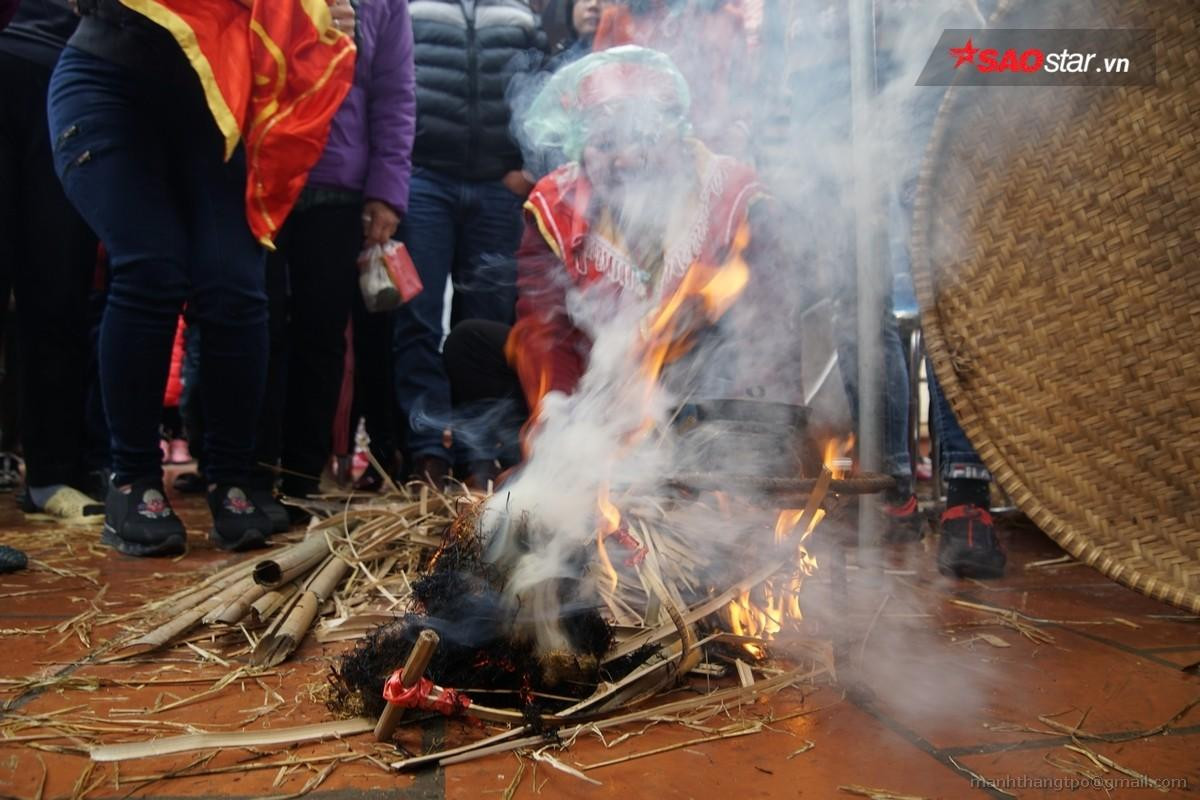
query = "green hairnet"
xmin=523 ymin=45 xmax=692 ymax=163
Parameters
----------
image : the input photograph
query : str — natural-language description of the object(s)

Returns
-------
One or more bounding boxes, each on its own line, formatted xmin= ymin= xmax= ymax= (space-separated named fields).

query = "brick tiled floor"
xmin=0 ymin=492 xmax=1196 ymax=799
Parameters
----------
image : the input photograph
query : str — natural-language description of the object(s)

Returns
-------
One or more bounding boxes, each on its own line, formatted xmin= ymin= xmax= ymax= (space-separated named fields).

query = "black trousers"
xmin=0 ymin=51 xmax=99 ymax=488
xmin=350 ymin=293 xmax=398 ymax=475
xmin=255 ymin=202 xmax=361 ymax=495
xmin=442 ymin=319 xmax=527 ymax=466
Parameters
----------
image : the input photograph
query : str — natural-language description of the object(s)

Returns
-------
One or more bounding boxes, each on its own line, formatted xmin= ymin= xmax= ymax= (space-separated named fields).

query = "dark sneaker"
xmin=937 ymin=504 xmax=1006 ymax=579
xmin=0 ymin=453 xmax=22 ymax=492
xmin=247 ymin=488 xmax=291 ymax=534
xmin=102 ymin=479 xmax=187 ymax=557
xmin=882 ymin=494 xmax=924 ymax=543
xmin=207 ymin=486 xmax=271 ymax=551
xmin=0 ymin=544 xmax=27 ymax=573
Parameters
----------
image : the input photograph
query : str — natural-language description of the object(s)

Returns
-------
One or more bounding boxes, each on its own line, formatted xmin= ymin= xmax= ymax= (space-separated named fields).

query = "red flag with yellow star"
xmin=118 ymin=0 xmax=356 ymax=246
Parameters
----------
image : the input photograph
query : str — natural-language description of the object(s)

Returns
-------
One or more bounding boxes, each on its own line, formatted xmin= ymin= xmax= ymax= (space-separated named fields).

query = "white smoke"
xmin=480 ymin=0 xmax=1028 ymax=689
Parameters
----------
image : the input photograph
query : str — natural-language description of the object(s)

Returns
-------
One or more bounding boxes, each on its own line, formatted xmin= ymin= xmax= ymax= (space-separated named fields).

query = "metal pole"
xmin=848 ymin=0 xmax=885 ymax=567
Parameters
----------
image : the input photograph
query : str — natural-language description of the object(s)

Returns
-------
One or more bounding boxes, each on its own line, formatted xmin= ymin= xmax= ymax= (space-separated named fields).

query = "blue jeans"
xmin=834 ymin=289 xmax=914 ymax=491
xmin=394 ymin=167 xmax=523 ymax=461
xmin=48 ymin=47 xmax=268 ymax=486
xmin=927 ymin=363 xmax=990 ymax=482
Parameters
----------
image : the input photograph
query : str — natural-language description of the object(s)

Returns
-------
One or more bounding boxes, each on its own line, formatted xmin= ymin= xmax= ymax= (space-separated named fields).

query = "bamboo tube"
xmin=200 ymin=575 xmax=259 ymax=624
xmin=116 ymin=592 xmax=227 ymax=657
xmin=251 ymin=557 xmax=351 ymax=667
xmin=252 ymin=593 xmax=319 ymax=667
xmin=307 ymin=555 xmax=351 ymax=601
xmin=146 ymin=559 xmax=256 ymax=623
xmin=250 ymin=581 xmax=299 ymax=623
xmin=213 ymin=581 xmax=271 ymax=625
xmin=252 ymin=534 xmax=330 ymax=588
xmin=374 ymin=629 xmax=440 ymax=741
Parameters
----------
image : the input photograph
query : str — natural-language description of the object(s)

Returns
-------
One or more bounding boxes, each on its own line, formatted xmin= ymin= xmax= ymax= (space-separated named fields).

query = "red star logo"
xmin=949 ymin=36 xmax=978 ymax=68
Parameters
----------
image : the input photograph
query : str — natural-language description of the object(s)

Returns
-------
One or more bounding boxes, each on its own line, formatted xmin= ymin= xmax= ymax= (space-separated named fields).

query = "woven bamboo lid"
xmin=911 ymin=0 xmax=1200 ymax=611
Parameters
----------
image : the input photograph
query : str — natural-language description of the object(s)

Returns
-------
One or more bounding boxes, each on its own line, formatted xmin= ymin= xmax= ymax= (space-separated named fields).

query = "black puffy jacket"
xmin=410 ymin=0 xmax=544 ymax=181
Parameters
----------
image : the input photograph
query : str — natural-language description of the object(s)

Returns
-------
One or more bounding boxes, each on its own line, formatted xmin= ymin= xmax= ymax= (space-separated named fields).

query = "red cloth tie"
xmin=382 ymin=669 xmax=471 ymax=716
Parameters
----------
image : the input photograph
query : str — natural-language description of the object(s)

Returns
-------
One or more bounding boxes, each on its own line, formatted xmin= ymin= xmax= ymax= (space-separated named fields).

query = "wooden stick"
xmin=795 ymin=466 xmax=833 ymax=540
xmin=374 ymin=629 xmax=440 ymax=741
xmin=428 ymin=665 xmax=817 ymax=770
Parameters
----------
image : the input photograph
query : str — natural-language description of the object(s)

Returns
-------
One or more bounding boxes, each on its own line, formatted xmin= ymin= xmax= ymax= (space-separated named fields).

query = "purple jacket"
xmin=307 ymin=0 xmax=416 ymax=216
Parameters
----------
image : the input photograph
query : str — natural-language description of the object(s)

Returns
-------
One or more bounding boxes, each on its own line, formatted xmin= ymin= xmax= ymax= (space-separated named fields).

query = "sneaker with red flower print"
xmin=207 ymin=485 xmax=272 ymax=552
xmin=937 ymin=504 xmax=1006 ymax=579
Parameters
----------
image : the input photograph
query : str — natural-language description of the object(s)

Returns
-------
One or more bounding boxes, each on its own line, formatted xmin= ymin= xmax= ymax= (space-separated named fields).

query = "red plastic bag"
xmin=357 ymin=241 xmax=423 ymax=312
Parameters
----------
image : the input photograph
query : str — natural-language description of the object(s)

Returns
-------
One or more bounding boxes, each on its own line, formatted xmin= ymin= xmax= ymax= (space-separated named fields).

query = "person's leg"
xmin=351 ymin=297 xmax=398 ymax=485
xmin=171 ymin=81 xmax=271 ymax=549
xmin=84 ymin=270 xmax=110 ymax=489
xmin=394 ymin=169 xmax=458 ymax=480
xmin=252 ymin=235 xmax=291 ymax=489
xmin=0 ymin=53 xmax=22 ymax=491
xmin=927 ymin=362 xmax=1003 ymax=578
xmin=48 ymin=48 xmax=191 ymax=554
xmin=278 ymin=203 xmax=362 ymax=496
xmin=443 ymin=319 xmax=527 ymax=481
xmin=174 ymin=317 xmax=207 ymax=494
xmin=927 ymin=364 xmax=991 ymax=493
xmin=450 ymin=181 xmax=522 ymax=327
xmin=10 ymin=54 xmax=101 ymax=511
xmin=833 ymin=274 xmax=918 ymax=539
xmin=446 ymin=180 xmax=522 ymax=475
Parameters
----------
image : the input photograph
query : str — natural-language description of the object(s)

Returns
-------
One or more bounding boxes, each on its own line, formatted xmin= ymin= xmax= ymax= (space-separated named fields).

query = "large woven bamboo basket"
xmin=911 ymin=0 xmax=1200 ymax=612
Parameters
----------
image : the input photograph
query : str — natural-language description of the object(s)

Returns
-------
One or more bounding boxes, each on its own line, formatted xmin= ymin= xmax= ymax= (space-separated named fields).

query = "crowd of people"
xmin=0 ymin=0 xmax=1004 ymax=579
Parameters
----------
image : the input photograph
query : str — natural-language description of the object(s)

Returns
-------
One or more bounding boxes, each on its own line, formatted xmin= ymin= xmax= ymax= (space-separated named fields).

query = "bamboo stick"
xmin=421 ymin=666 xmax=817 ymax=770
xmin=89 ymin=718 xmax=374 ymax=762
xmin=251 ymin=557 xmax=351 ymax=667
xmin=250 ymin=581 xmax=299 ymax=623
xmin=213 ymin=581 xmax=271 ymax=625
xmin=795 ymin=466 xmax=834 ymax=538
xmin=252 ymin=534 xmax=331 ymax=588
xmin=604 ymin=555 xmax=790 ymax=663
xmin=374 ymin=629 xmax=440 ymax=741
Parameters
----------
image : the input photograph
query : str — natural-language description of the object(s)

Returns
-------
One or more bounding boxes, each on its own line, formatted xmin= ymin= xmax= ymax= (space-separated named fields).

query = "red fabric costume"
xmin=507 ymin=144 xmax=766 ymax=412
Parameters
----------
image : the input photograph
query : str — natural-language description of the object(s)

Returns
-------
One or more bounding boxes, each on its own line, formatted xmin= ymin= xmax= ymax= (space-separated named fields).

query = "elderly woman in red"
xmin=442 ymin=46 xmax=796 ymax=487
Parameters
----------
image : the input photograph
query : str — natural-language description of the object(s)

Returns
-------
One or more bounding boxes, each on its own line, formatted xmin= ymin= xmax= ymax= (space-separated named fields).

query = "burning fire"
xmin=728 ymin=435 xmax=856 ymax=658
xmin=587 ymin=224 xmax=753 ymax=595
xmin=595 ymin=483 xmax=622 ymax=593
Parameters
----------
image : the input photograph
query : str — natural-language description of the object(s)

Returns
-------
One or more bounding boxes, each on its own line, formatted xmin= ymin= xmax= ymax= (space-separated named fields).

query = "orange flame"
xmin=738 ymin=434 xmax=857 ymax=658
xmin=824 ymin=434 xmax=855 ymax=480
xmin=639 ymin=221 xmax=752 ymax=382
xmin=592 ymin=225 xmax=753 ymax=596
xmin=595 ymin=483 xmax=621 ymax=593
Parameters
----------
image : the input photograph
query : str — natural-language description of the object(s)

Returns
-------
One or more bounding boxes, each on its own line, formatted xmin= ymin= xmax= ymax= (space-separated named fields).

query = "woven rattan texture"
xmin=911 ymin=0 xmax=1200 ymax=612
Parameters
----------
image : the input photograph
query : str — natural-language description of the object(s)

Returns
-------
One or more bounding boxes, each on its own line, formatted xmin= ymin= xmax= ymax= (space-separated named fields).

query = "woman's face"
xmin=572 ymin=0 xmax=604 ymax=38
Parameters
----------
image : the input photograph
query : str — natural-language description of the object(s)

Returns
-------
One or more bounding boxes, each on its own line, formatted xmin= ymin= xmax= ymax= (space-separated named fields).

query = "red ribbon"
xmin=382 ymin=669 xmax=472 ymax=716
